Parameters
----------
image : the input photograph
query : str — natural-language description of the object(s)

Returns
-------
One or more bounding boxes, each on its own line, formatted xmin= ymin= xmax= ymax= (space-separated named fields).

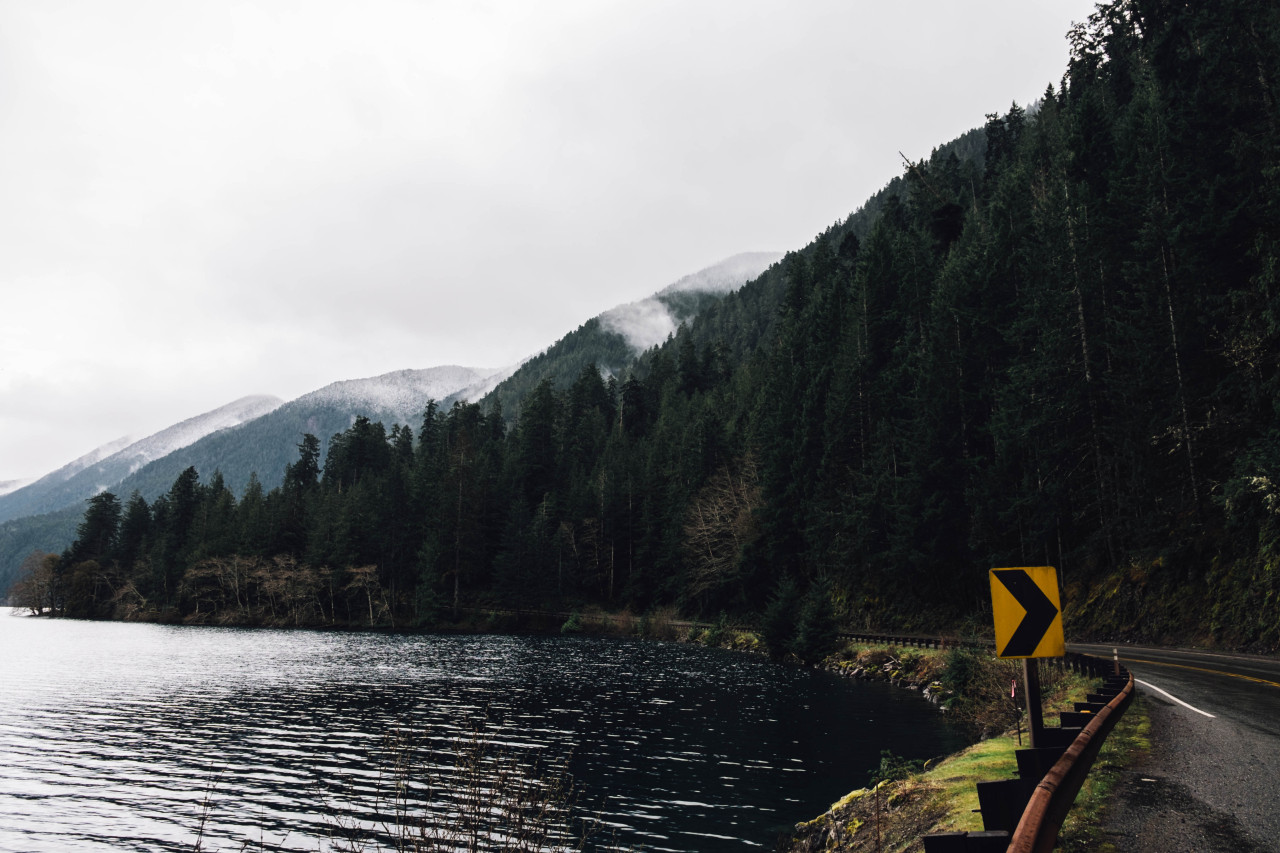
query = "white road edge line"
xmin=1135 ymin=679 xmax=1216 ymax=718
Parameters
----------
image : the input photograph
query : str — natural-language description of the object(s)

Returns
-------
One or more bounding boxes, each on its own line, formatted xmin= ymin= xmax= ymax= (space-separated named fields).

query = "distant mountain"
xmin=300 ymin=366 xmax=502 ymax=413
xmin=594 ymin=252 xmax=783 ymax=353
xmin=88 ymin=365 xmax=507 ymax=506
xmin=24 ymin=434 xmax=137 ymax=486
xmin=0 ymin=396 xmax=284 ymax=525
xmin=0 ymin=479 xmax=33 ymax=499
xmin=484 ymin=252 xmax=782 ymax=419
xmin=0 ymin=503 xmax=81 ymax=596
xmin=0 ymin=366 xmax=503 ymax=596
xmin=1 ymin=435 xmax=137 ymax=498
xmin=657 ymin=251 xmax=786 ymax=296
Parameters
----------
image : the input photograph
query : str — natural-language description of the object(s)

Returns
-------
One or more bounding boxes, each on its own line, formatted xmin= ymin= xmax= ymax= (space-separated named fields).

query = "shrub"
xmin=869 ymin=749 xmax=926 ymax=785
xmin=939 ymin=647 xmax=1022 ymax=738
xmin=940 ymin=646 xmax=984 ymax=694
xmin=702 ymin=611 xmax=730 ymax=647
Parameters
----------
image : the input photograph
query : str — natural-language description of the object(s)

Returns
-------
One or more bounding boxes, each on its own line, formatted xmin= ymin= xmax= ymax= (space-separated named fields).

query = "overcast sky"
xmin=0 ymin=0 xmax=1098 ymax=482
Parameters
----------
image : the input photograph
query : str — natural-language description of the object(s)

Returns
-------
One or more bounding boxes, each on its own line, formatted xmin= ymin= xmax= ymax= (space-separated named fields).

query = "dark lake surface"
xmin=0 ymin=612 xmax=964 ymax=852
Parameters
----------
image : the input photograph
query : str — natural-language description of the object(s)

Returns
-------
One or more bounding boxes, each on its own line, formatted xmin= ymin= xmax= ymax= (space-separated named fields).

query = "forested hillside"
xmin=15 ymin=2 xmax=1280 ymax=650
xmin=481 ymin=253 xmax=781 ymax=420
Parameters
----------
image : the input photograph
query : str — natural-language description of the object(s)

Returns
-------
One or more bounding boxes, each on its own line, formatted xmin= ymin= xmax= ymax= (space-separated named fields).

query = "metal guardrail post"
xmin=922 ymin=653 xmax=1133 ymax=853
xmin=1006 ymin=669 xmax=1134 ymax=853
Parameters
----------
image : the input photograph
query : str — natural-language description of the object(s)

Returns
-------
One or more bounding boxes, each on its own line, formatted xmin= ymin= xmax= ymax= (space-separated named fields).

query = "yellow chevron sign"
xmin=990 ymin=566 xmax=1064 ymax=658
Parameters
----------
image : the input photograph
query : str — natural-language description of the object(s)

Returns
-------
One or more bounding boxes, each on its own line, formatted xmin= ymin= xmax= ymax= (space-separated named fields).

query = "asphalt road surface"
xmin=1069 ymin=642 xmax=1280 ymax=852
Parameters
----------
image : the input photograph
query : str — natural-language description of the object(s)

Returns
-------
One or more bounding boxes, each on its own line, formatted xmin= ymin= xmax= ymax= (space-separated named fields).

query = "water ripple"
xmin=0 ymin=612 xmax=962 ymax=852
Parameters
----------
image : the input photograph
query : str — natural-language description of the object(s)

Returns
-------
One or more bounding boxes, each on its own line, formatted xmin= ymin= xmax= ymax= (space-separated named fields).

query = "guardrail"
xmin=1008 ymin=669 xmax=1133 ymax=852
xmin=840 ymin=630 xmax=998 ymax=651
xmin=923 ymin=653 xmax=1134 ymax=852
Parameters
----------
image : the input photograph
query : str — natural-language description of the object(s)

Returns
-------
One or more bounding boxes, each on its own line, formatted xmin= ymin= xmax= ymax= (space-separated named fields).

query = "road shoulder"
xmin=1096 ymin=693 xmax=1274 ymax=852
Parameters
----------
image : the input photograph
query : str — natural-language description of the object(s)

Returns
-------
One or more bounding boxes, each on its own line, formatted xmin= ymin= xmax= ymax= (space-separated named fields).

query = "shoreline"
xmin=13 ymin=605 xmax=1096 ymax=851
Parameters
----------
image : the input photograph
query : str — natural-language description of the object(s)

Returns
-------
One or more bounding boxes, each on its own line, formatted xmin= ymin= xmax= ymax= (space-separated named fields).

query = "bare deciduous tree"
xmin=8 ymin=551 xmax=56 ymax=615
xmin=683 ymin=455 xmax=761 ymax=602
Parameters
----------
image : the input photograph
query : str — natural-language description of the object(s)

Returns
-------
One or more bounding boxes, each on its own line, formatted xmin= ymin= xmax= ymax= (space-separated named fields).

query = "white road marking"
xmin=1136 ymin=679 xmax=1216 ymax=718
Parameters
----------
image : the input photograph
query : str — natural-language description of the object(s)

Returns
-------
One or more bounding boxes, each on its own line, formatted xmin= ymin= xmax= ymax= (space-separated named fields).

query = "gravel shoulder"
xmin=1099 ymin=685 xmax=1280 ymax=852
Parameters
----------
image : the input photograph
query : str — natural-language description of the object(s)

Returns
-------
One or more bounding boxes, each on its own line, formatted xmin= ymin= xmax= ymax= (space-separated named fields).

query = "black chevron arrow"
xmin=992 ymin=569 xmax=1059 ymax=657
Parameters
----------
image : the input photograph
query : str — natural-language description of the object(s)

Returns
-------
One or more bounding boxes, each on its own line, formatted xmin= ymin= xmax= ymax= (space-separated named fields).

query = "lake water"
xmin=0 ymin=612 xmax=963 ymax=852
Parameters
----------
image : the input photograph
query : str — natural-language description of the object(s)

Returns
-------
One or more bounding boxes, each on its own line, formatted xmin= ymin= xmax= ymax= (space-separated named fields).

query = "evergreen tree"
xmin=760 ymin=574 xmax=801 ymax=659
xmin=64 ymin=491 xmax=122 ymax=568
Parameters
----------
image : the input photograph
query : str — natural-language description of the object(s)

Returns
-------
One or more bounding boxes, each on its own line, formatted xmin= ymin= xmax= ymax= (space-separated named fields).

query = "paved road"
xmin=1069 ymin=642 xmax=1280 ymax=852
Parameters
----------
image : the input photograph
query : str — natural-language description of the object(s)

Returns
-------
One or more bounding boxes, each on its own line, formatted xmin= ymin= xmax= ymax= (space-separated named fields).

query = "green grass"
xmin=921 ymin=731 xmax=1022 ymax=831
xmin=1056 ymin=694 xmax=1152 ymax=851
xmin=781 ymin=647 xmax=1149 ymax=852
xmin=913 ymin=668 xmax=1139 ymax=837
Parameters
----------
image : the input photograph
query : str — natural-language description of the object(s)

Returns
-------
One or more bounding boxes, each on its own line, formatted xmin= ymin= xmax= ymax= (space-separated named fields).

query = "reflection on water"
xmin=0 ymin=613 xmax=963 ymax=852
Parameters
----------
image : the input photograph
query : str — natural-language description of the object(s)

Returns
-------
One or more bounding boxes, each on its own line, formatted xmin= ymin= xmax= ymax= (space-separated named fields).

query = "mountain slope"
xmin=655 ymin=251 xmax=787 ymax=297
xmin=15 ymin=434 xmax=136 ymax=491
xmin=0 ymin=396 xmax=284 ymax=525
xmin=102 ymin=365 xmax=506 ymax=504
xmin=483 ymin=252 xmax=782 ymax=419
xmin=0 ymin=479 xmax=34 ymax=499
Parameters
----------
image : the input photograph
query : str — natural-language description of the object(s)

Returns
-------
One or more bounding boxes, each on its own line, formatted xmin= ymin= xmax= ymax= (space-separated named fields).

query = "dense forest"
xmin=12 ymin=1 xmax=1280 ymax=650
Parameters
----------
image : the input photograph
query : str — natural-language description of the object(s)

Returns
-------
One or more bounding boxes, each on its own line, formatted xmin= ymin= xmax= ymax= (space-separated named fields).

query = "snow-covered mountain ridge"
xmin=599 ymin=252 xmax=782 ymax=353
xmin=120 ymin=395 xmax=286 ymax=476
xmin=0 ymin=479 xmax=33 ymax=499
xmin=302 ymin=366 xmax=508 ymax=415
xmin=43 ymin=435 xmax=137 ymax=484
xmin=0 ymin=364 xmax=515 ymax=530
xmin=0 ymin=395 xmax=284 ymax=525
xmin=657 ymin=251 xmax=784 ymax=296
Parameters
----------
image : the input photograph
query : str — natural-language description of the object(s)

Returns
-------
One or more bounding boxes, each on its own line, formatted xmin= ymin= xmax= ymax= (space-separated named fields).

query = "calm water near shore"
xmin=0 ymin=612 xmax=963 ymax=852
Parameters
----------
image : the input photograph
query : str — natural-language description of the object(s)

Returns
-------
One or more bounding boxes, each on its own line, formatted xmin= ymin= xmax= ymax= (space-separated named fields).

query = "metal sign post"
xmin=1022 ymin=658 xmax=1045 ymax=747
